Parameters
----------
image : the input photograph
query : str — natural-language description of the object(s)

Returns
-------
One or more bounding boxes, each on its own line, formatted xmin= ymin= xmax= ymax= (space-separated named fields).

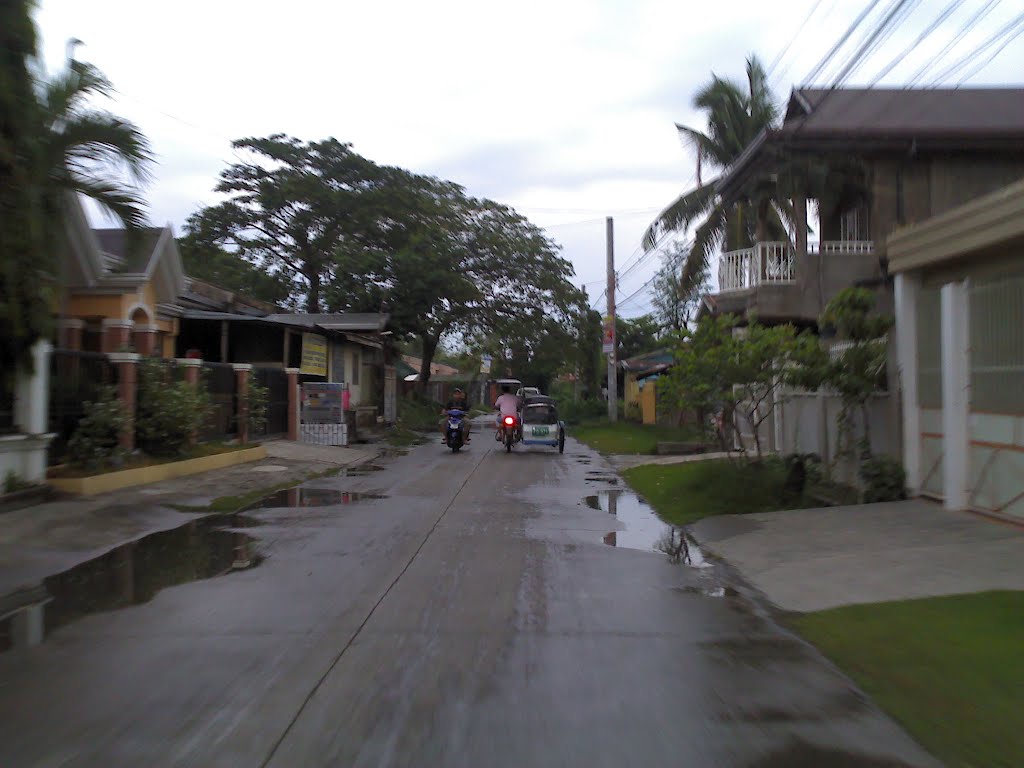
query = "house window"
xmin=332 ymin=344 xmax=345 ymax=383
xmin=840 ymin=207 xmax=870 ymax=241
xmin=352 ymin=349 xmax=360 ymax=385
xmin=970 ymin=273 xmax=1024 ymax=415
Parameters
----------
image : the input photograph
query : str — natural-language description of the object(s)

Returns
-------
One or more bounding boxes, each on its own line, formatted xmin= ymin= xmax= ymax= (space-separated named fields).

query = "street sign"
xmin=602 ymin=315 xmax=615 ymax=355
xmin=480 ymin=355 xmax=492 ymax=374
xmin=299 ymin=333 xmax=328 ymax=376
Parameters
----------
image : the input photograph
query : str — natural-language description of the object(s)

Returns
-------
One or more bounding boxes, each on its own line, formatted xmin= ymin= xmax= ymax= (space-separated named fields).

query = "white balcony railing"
xmin=809 ymin=240 xmax=875 ymax=255
xmin=718 ymin=240 xmax=875 ymax=294
xmin=718 ymin=242 xmax=795 ymax=293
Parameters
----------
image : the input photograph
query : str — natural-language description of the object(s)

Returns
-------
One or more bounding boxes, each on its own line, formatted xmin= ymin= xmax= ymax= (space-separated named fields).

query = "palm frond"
xmin=54 ymin=111 xmax=152 ymax=182
xmin=642 ymin=181 xmax=719 ymax=250
xmin=680 ymin=206 xmax=726 ymax=292
xmin=65 ymin=176 xmax=148 ymax=229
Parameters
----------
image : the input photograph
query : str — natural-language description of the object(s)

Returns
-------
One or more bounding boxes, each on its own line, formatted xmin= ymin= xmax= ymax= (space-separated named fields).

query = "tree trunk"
xmin=305 ymin=270 xmax=321 ymax=313
xmin=417 ymin=334 xmax=437 ymax=394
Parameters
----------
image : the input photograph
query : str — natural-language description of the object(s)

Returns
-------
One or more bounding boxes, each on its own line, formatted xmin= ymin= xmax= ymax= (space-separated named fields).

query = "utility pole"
xmin=606 ymin=216 xmax=617 ymax=422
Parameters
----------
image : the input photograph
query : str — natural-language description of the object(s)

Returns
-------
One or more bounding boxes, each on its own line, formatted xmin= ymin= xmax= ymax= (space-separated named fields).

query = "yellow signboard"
xmin=300 ymin=333 xmax=328 ymax=376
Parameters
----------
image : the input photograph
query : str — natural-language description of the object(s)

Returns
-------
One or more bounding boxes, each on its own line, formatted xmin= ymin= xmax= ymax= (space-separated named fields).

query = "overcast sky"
xmin=35 ymin=0 xmax=1024 ymax=318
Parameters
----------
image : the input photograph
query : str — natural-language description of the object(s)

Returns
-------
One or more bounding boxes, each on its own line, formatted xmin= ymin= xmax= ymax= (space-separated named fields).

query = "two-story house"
xmin=707 ymin=87 xmax=1024 ymax=323
xmin=699 ymin=87 xmax=1024 ymax=467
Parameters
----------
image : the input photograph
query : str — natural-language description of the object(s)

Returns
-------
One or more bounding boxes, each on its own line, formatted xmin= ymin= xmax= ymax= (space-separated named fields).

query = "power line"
xmin=802 ymin=0 xmax=887 ymax=84
xmin=906 ymin=0 xmax=1001 ymax=85
xmin=868 ymin=0 xmax=968 ymax=85
xmin=768 ymin=0 xmax=828 ymax=77
xmin=774 ymin=0 xmax=841 ymax=87
xmin=828 ymin=0 xmax=922 ymax=88
xmin=927 ymin=10 xmax=1024 ymax=85
xmin=955 ymin=13 xmax=1024 ymax=84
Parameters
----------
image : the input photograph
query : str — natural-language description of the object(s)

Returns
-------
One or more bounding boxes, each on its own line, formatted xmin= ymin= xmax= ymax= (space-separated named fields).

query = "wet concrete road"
xmin=0 ymin=433 xmax=940 ymax=767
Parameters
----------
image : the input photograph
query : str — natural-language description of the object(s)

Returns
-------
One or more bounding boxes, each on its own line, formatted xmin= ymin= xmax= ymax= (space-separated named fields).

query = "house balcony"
xmin=718 ymin=240 xmax=875 ymax=294
xmin=710 ymin=240 xmax=880 ymax=323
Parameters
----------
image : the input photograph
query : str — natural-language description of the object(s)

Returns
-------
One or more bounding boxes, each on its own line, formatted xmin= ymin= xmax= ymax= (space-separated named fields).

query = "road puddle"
xmin=585 ymin=490 xmax=711 ymax=567
xmin=335 ymin=464 xmax=385 ymax=476
xmin=245 ymin=488 xmax=387 ymax=510
xmin=1 ymin=514 xmax=259 ymax=654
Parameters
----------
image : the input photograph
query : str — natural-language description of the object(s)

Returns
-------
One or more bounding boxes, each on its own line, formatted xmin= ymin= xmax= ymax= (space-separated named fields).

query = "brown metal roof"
xmin=781 ymin=87 xmax=1024 ymax=142
xmin=92 ymin=228 xmax=166 ymax=274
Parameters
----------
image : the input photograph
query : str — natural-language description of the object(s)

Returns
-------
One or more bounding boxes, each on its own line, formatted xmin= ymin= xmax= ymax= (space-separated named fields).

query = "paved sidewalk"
xmin=606 ymin=451 xmax=736 ymax=471
xmin=690 ymin=499 xmax=1024 ymax=613
xmin=0 ymin=440 xmax=377 ymax=599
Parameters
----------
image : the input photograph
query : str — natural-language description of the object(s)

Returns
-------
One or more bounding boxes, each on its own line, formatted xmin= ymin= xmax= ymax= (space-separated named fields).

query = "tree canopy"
xmin=187 ymin=134 xmax=585 ymax=384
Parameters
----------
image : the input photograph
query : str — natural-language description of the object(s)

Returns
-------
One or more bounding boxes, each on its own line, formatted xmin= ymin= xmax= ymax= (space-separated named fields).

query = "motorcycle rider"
xmin=493 ymin=384 xmax=520 ymax=441
xmin=440 ymin=388 xmax=471 ymax=443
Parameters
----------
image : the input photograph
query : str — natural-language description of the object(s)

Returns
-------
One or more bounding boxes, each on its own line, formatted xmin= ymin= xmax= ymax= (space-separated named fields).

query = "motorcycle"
xmin=497 ymin=413 xmax=521 ymax=452
xmin=445 ymin=408 xmax=468 ymax=453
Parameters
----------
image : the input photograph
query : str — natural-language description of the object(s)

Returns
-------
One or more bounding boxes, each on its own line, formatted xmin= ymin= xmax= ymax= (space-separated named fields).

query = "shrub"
xmin=555 ymin=396 xmax=607 ymax=425
xmin=135 ymin=360 xmax=211 ymax=457
xmin=859 ymin=453 xmax=907 ymax=503
xmin=67 ymin=385 xmax=127 ymax=469
xmin=245 ymin=372 xmax=269 ymax=435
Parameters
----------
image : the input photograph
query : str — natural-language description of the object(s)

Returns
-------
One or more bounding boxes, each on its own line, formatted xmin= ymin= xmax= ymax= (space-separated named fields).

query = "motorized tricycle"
xmin=519 ymin=395 xmax=565 ymax=454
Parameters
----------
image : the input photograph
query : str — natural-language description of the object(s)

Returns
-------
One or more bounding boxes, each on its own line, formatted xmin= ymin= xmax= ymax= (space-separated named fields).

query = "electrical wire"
xmin=868 ymin=0 xmax=968 ymax=85
xmin=954 ymin=14 xmax=1024 ymax=84
xmin=906 ymin=0 xmax=1001 ymax=85
xmin=802 ymin=0 xmax=887 ymax=84
xmin=828 ymin=0 xmax=922 ymax=87
xmin=927 ymin=10 xmax=1024 ymax=85
xmin=768 ymin=0 xmax=828 ymax=79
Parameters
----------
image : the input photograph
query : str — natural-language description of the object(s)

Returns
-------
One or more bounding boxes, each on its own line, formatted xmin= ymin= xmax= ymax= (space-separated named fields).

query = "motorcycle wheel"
xmin=451 ymin=445 xmax=460 ymax=453
xmin=505 ymin=433 xmax=512 ymax=452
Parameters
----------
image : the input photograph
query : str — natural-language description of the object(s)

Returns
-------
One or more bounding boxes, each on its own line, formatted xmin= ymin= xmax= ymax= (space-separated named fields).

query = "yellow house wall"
xmin=67 ymin=293 xmax=123 ymax=319
xmin=640 ymin=382 xmax=657 ymax=425
xmin=624 ymin=373 xmax=641 ymax=408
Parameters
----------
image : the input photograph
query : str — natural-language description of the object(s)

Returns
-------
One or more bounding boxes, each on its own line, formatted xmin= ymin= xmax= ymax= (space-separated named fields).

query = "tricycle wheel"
xmin=558 ymin=429 xmax=565 ymax=454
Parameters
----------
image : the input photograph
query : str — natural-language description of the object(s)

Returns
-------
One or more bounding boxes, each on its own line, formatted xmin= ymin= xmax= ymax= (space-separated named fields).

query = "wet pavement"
xmin=0 ymin=437 xmax=940 ymax=767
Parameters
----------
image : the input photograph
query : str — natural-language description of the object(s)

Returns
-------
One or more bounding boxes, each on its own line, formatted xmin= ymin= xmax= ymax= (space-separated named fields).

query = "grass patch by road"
xmin=571 ymin=420 xmax=701 ymax=455
xmin=622 ymin=458 xmax=813 ymax=526
xmin=791 ymin=591 xmax=1024 ymax=768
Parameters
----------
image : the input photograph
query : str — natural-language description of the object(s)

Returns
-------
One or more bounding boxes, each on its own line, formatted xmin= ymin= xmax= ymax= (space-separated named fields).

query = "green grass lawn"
xmin=570 ymin=420 xmax=701 ymax=455
xmin=622 ymin=458 xmax=814 ymax=525
xmin=791 ymin=591 xmax=1024 ymax=768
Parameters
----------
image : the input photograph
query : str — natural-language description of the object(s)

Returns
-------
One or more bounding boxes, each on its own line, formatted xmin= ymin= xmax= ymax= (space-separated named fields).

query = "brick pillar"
xmin=176 ymin=358 xmax=202 ymax=446
xmin=102 ymin=319 xmax=134 ymax=353
xmin=232 ymin=364 xmax=253 ymax=445
xmin=133 ymin=324 xmax=159 ymax=356
xmin=286 ymin=367 xmax=300 ymax=441
xmin=57 ymin=318 xmax=84 ymax=351
xmin=108 ymin=352 xmax=140 ymax=451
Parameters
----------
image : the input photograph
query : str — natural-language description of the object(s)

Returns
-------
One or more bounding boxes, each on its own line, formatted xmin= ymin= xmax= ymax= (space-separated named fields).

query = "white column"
xmin=940 ymin=280 xmax=970 ymax=510
xmin=14 ymin=339 xmax=53 ymax=435
xmin=894 ymin=273 xmax=921 ymax=494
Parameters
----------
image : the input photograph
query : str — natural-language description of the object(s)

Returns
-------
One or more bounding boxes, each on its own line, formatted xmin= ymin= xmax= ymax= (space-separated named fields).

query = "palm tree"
xmin=643 ymin=55 xmax=784 ymax=290
xmin=39 ymin=50 xmax=152 ymax=229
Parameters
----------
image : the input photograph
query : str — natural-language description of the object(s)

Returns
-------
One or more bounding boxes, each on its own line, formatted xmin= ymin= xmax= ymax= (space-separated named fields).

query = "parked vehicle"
xmin=517 ymin=385 xmax=541 ymax=400
xmin=520 ymin=395 xmax=565 ymax=453
xmin=445 ymin=408 xmax=468 ymax=453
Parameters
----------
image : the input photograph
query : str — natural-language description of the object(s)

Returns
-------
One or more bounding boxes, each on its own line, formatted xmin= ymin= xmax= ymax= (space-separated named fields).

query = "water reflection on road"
xmin=586 ymin=490 xmax=710 ymax=567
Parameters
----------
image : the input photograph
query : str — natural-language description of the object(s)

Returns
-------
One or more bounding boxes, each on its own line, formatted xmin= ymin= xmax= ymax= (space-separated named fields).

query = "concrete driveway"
xmin=691 ymin=499 xmax=1024 ymax=613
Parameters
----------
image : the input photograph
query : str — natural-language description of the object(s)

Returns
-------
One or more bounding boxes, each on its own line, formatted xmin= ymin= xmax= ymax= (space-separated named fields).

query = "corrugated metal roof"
xmin=782 ymin=87 xmax=1024 ymax=141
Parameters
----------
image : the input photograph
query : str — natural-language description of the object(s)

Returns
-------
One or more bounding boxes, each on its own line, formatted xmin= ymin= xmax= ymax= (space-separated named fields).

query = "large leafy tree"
xmin=186 ymin=135 xmax=391 ymax=313
xmin=329 ymin=178 xmax=585 ymax=386
xmin=643 ymin=55 xmax=783 ymax=291
xmin=177 ymin=232 xmax=293 ymax=307
xmin=0 ymin=0 xmax=44 ymax=378
xmin=616 ymin=314 xmax=662 ymax=361
xmin=651 ymin=240 xmax=707 ymax=334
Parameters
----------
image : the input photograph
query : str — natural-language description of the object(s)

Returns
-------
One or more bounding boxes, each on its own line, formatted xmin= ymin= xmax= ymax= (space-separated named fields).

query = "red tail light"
xmin=503 ymin=416 xmax=515 ymax=426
